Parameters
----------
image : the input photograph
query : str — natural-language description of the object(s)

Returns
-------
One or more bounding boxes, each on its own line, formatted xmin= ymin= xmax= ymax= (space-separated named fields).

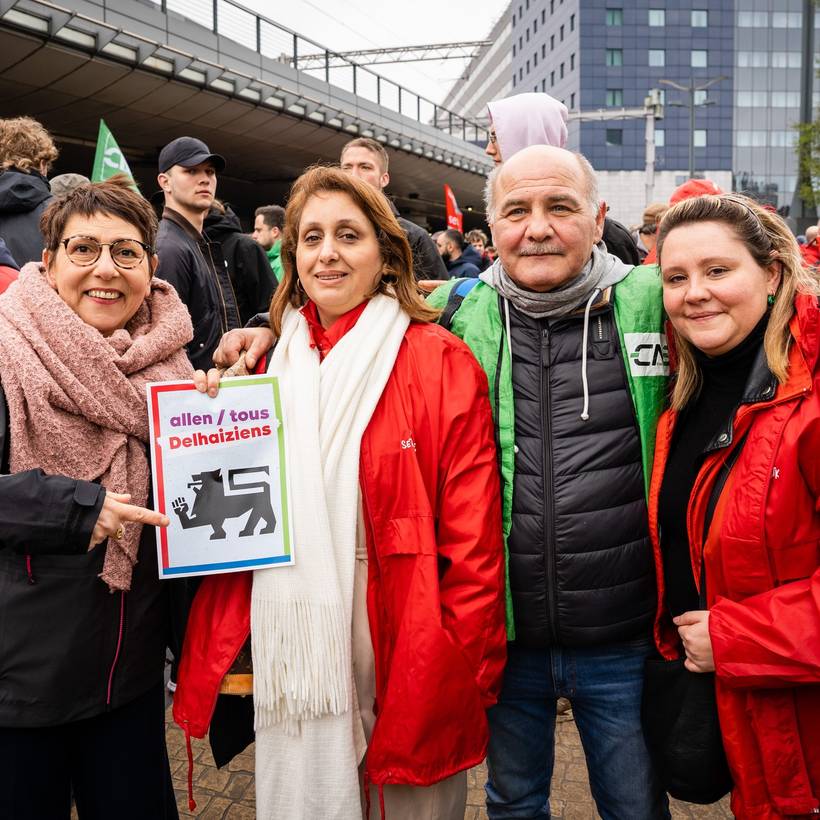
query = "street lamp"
xmin=659 ymin=76 xmax=727 ymax=179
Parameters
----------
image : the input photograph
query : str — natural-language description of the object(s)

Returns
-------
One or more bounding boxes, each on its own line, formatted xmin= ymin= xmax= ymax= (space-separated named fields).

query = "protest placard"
xmin=146 ymin=375 xmax=293 ymax=578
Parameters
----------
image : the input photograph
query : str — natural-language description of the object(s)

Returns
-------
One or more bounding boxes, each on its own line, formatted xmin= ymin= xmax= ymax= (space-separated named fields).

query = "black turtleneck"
xmin=659 ymin=313 xmax=769 ymax=617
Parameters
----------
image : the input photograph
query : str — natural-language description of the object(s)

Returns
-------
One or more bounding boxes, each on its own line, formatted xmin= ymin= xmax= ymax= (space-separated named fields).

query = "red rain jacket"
xmin=649 ymin=295 xmax=820 ymax=819
xmin=173 ymin=319 xmax=507 ymax=788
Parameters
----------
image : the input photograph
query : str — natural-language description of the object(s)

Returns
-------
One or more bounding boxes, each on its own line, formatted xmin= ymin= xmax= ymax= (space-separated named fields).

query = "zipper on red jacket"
xmin=24 ymin=554 xmax=35 ymax=584
xmin=106 ymin=591 xmax=126 ymax=706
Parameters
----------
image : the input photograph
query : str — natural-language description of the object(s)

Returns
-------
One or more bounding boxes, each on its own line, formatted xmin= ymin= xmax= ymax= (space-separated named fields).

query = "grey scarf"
xmin=480 ymin=242 xmax=628 ymax=318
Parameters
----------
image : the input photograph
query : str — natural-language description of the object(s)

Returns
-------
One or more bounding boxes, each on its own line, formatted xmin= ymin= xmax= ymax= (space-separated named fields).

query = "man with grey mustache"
xmin=428 ymin=145 xmax=671 ymax=820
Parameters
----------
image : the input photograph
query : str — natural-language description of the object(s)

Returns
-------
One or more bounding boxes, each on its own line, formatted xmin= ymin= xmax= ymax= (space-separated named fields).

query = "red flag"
xmin=444 ymin=184 xmax=463 ymax=232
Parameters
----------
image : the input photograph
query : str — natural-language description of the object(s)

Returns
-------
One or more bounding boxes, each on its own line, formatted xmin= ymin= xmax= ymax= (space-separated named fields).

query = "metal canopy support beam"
xmin=295 ymin=40 xmax=492 ymax=70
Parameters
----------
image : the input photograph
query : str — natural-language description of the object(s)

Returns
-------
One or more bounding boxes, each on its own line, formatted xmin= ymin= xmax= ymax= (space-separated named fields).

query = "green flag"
xmin=91 ymin=119 xmax=136 ymax=186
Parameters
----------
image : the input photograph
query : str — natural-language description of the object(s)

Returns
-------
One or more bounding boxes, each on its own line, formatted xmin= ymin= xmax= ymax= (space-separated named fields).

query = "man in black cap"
xmin=154 ymin=136 xmax=241 ymax=370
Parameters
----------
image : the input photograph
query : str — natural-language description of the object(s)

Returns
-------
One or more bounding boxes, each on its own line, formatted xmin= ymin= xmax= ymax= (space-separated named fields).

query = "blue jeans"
xmin=485 ymin=640 xmax=670 ymax=820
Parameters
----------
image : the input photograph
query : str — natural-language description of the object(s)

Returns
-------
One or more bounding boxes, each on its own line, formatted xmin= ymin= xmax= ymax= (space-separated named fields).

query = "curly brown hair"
xmin=269 ymin=165 xmax=439 ymax=336
xmin=40 ymin=174 xmax=158 ymax=265
xmin=0 ymin=117 xmax=58 ymax=173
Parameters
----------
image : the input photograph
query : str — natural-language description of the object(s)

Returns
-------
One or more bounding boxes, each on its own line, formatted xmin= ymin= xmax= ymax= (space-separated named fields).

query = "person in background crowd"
xmin=486 ymin=244 xmax=498 ymax=263
xmin=0 ymin=237 xmax=17 ymax=294
xmin=651 ymin=193 xmax=820 ymax=819
xmin=0 ymin=116 xmax=57 ymax=265
xmin=49 ymin=173 xmax=90 ymax=199
xmin=340 ymin=137 xmax=448 ymax=281
xmin=154 ymin=136 xmax=241 ymax=371
xmin=173 ymin=165 xmax=506 ymax=820
xmin=466 ymin=228 xmax=492 ymax=271
xmin=0 ymin=176 xmax=191 ymax=819
xmin=485 ymin=93 xmax=640 ymax=266
xmin=252 ymin=204 xmax=284 ymax=282
xmin=635 ymin=202 xmax=668 ymax=260
xmin=437 ymin=228 xmax=482 ymax=278
xmin=801 ymin=222 xmax=818 ymax=270
xmin=428 ymin=145 xmax=670 ymax=820
xmin=204 ymin=200 xmax=276 ymax=324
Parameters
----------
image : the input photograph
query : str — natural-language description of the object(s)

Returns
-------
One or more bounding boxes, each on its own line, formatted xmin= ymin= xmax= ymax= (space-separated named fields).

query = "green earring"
xmin=767 ymin=293 xmax=775 ymax=306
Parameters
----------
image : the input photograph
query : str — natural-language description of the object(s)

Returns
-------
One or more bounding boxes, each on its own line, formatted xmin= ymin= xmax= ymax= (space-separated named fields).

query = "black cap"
xmin=158 ymin=136 xmax=226 ymax=173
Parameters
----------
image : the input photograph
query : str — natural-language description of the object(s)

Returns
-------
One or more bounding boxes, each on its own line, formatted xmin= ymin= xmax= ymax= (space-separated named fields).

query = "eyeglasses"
xmin=488 ymin=131 xmax=498 ymax=145
xmin=60 ymin=235 xmax=152 ymax=269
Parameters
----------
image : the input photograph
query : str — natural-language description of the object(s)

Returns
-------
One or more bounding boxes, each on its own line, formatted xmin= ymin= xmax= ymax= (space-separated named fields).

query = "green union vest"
xmin=428 ymin=265 xmax=668 ymax=639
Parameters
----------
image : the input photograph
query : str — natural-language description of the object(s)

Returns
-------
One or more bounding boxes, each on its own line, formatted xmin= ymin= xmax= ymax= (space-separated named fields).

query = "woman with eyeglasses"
xmin=0 ymin=175 xmax=192 ymax=819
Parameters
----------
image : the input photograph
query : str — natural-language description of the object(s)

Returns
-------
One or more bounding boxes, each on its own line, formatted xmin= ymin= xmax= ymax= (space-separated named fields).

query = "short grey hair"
xmin=484 ymin=150 xmax=600 ymax=224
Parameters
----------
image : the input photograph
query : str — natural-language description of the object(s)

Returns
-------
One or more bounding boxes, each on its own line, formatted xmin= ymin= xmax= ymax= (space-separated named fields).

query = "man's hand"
xmin=673 ymin=610 xmax=714 ymax=673
xmin=90 ymin=492 xmax=170 ymax=551
xmin=212 ymin=327 xmax=275 ymax=371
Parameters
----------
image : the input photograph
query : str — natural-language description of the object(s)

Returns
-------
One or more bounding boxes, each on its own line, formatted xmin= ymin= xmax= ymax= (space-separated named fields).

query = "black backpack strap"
xmin=437 ymin=277 xmax=481 ymax=331
xmin=698 ymin=430 xmax=749 ymax=606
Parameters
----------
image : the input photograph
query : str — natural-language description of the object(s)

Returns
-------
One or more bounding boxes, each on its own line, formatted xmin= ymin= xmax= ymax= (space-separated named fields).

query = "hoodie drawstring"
xmin=580 ymin=288 xmax=601 ymax=421
xmin=183 ymin=721 xmax=196 ymax=811
xmin=25 ymin=554 xmax=35 ymax=584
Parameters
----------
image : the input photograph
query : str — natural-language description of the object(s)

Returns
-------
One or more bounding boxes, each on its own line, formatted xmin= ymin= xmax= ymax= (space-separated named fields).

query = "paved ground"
xmin=165 ymin=708 xmax=733 ymax=819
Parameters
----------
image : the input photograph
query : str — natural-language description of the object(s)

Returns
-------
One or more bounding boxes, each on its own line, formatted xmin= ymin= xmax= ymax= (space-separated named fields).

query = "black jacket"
xmin=155 ymin=208 xmax=241 ymax=371
xmin=203 ymin=208 xmax=277 ymax=325
xmin=0 ymin=168 xmax=51 ymax=266
xmin=0 ymin=386 xmax=172 ymax=728
xmin=505 ymin=294 xmax=656 ymax=648
xmin=603 ymin=217 xmax=640 ymax=267
xmin=388 ymin=202 xmax=448 ymax=281
xmin=445 ymin=252 xmax=481 ymax=279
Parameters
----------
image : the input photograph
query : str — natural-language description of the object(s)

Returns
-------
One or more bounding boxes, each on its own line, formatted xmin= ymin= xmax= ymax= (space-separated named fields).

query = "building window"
xmin=534 ymin=52 xmax=538 ymax=66
xmin=606 ymin=48 xmax=623 ymax=67
xmin=541 ymin=78 xmax=546 ymax=91
xmin=736 ymin=131 xmax=767 ymax=147
xmin=513 ymin=44 xmax=517 ymax=57
xmin=560 ymin=62 xmax=565 ymax=79
xmin=550 ymin=70 xmax=555 ymax=87
xmin=737 ymin=90 xmax=768 ymax=106
xmin=693 ymin=130 xmax=707 ymax=148
xmin=606 ymin=128 xmax=623 ymax=146
xmin=655 ymin=129 xmax=665 ymax=147
xmin=657 ymin=89 xmax=666 ymax=104
xmin=550 ymin=34 xmax=555 ymax=50
xmin=771 ymin=91 xmax=801 ymax=107
xmin=519 ymin=36 xmax=523 ymax=49
xmin=550 ymin=0 xmax=554 ymax=13
xmin=606 ymin=8 xmax=623 ymax=26
xmin=691 ymin=50 xmax=708 ymax=68
xmin=649 ymin=49 xmax=665 ymax=67
xmin=570 ymin=92 xmax=575 ymax=108
xmin=570 ymin=53 xmax=575 ymax=70
xmin=570 ymin=13 xmax=575 ymax=31
xmin=526 ymin=59 xmax=530 ymax=73
xmin=738 ymin=51 xmax=768 ymax=68
xmin=772 ymin=12 xmax=802 ymax=28
xmin=542 ymin=44 xmax=546 ymax=57
xmin=526 ymin=28 xmax=530 ymax=41
xmin=519 ymin=67 xmax=523 ymax=81
xmin=648 ymin=9 xmax=665 ymax=26
xmin=560 ymin=24 xmax=565 ymax=40
xmin=541 ymin=9 xmax=545 ymax=23
xmin=606 ymin=89 xmax=624 ymax=106
xmin=691 ymin=10 xmax=707 ymax=27
xmin=772 ymin=52 xmax=801 ymax=68
xmin=512 ymin=11 xmax=516 ymax=25
xmin=513 ymin=74 xmax=517 ymax=88
xmin=738 ymin=11 xmax=768 ymax=26
xmin=533 ymin=18 xmax=538 ymax=32
xmin=693 ymin=89 xmax=708 ymax=105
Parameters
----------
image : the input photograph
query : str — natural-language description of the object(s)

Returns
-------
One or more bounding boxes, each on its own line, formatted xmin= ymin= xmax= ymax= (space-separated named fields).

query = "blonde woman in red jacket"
xmin=173 ymin=166 xmax=507 ymax=819
xmin=649 ymin=193 xmax=820 ymax=819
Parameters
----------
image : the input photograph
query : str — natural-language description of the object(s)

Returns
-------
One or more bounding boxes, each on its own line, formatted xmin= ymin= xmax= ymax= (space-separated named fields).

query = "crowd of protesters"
xmin=0 ymin=93 xmax=817 ymax=820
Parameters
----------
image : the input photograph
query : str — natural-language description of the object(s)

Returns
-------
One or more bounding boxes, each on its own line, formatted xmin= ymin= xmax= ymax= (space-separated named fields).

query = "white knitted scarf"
xmin=252 ymin=294 xmax=409 ymax=815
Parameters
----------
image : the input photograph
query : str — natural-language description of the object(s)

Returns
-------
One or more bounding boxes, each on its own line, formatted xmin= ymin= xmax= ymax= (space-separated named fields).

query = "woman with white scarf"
xmin=173 ymin=166 xmax=507 ymax=819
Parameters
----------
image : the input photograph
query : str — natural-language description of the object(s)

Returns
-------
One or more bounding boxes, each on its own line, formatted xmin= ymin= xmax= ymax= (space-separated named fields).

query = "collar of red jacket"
xmin=301 ymin=299 xmax=369 ymax=361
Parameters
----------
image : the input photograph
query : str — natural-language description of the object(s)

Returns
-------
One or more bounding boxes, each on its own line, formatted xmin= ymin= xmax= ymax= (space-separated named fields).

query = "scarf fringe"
xmin=252 ymin=597 xmax=351 ymax=732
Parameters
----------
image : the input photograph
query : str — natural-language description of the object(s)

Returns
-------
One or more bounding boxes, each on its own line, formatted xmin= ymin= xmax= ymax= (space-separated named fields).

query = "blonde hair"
xmin=657 ymin=193 xmax=819 ymax=410
xmin=0 ymin=117 xmax=58 ymax=173
xmin=269 ymin=165 xmax=439 ymax=336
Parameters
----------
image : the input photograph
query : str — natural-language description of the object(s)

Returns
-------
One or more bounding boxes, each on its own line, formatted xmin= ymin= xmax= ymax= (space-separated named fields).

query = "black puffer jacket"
xmin=156 ymin=208 xmax=241 ymax=371
xmin=388 ymin=202 xmax=448 ymax=281
xmin=203 ymin=208 xmax=277 ymax=324
xmin=0 ymin=168 xmax=51 ymax=266
xmin=506 ymin=295 xmax=656 ymax=648
xmin=0 ymin=387 xmax=172 ymax=727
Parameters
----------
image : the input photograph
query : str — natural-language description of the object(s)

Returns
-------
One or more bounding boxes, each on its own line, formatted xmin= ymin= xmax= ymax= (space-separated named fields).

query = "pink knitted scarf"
xmin=0 ymin=263 xmax=194 ymax=591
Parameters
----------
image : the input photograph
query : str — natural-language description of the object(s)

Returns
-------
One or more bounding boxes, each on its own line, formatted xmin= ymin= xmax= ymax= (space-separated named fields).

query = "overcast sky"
xmin=240 ymin=0 xmax=509 ymax=105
